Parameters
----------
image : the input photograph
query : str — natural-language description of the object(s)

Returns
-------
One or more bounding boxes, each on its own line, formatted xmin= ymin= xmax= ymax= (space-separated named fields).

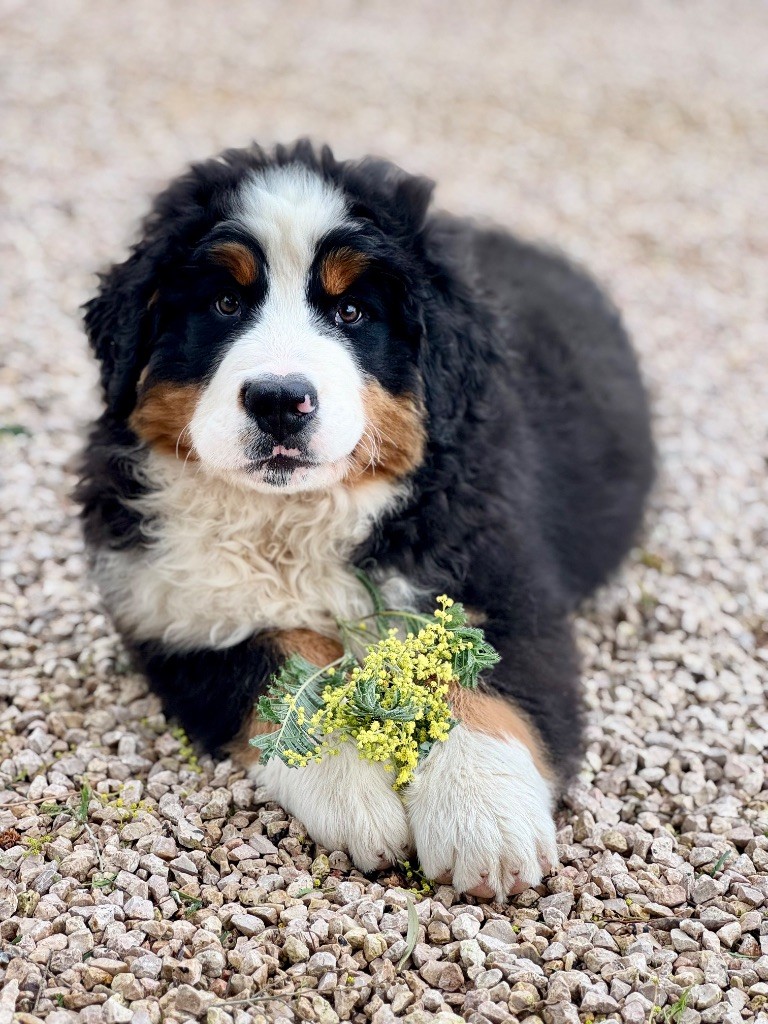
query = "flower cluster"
xmin=252 ymin=594 xmax=500 ymax=789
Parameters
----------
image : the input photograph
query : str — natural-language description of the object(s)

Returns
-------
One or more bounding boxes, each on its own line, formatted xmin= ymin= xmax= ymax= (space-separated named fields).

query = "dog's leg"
xmin=249 ymin=740 xmax=413 ymax=871
xmin=135 ymin=634 xmax=282 ymax=756
xmin=233 ymin=628 xmax=413 ymax=871
xmin=405 ymin=701 xmax=557 ymax=899
xmin=405 ymin=624 xmax=579 ymax=900
xmin=139 ymin=627 xmax=413 ymax=869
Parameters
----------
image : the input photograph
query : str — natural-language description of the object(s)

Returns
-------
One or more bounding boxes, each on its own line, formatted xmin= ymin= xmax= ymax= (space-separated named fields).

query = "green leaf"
xmin=354 ymin=567 xmax=387 ymax=615
xmin=171 ymin=889 xmax=204 ymax=915
xmin=77 ymin=783 xmax=91 ymax=824
xmin=708 ymin=849 xmax=732 ymax=876
xmin=448 ymin=611 xmax=500 ymax=690
xmin=0 ymin=424 xmax=30 ymax=437
xmin=39 ymin=802 xmax=68 ymax=816
xmin=662 ymin=988 xmax=690 ymax=1024
xmin=91 ymin=873 xmax=117 ymax=890
xmin=250 ymin=654 xmax=349 ymax=765
xmin=346 ymin=678 xmax=418 ymax=722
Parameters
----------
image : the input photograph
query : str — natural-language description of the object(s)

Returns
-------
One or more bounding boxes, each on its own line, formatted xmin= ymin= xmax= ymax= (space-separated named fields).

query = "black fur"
xmin=78 ymin=416 xmax=151 ymax=551
xmin=133 ymin=636 xmax=282 ymax=753
xmin=78 ymin=141 xmax=654 ymax=783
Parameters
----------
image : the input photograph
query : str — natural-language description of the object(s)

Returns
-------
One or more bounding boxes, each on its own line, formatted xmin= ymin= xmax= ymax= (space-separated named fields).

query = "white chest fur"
xmin=94 ymin=454 xmax=408 ymax=650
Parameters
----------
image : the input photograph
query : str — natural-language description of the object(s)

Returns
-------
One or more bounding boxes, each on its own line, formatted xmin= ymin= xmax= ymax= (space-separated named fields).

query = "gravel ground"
xmin=1 ymin=2 xmax=767 ymax=1022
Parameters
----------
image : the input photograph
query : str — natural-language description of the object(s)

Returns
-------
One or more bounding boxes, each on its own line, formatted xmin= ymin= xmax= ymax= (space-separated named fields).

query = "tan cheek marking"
xmin=321 ymin=248 xmax=370 ymax=296
xmin=209 ymin=241 xmax=258 ymax=287
xmin=226 ymin=630 xmax=344 ymax=769
xmin=346 ymin=381 xmax=426 ymax=484
xmin=129 ymin=383 xmax=201 ymax=460
xmin=449 ymin=685 xmax=553 ymax=781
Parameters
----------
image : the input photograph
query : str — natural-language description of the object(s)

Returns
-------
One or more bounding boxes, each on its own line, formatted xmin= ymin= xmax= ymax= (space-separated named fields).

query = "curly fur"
xmin=76 ymin=140 xmax=653 ymax=893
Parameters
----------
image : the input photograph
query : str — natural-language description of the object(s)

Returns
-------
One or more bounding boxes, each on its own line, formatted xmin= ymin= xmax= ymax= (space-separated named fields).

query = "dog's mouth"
xmin=235 ymin=438 xmax=351 ymax=492
xmin=243 ymin=445 xmax=323 ymax=487
xmin=246 ymin=443 xmax=318 ymax=472
xmin=252 ymin=454 xmax=317 ymax=473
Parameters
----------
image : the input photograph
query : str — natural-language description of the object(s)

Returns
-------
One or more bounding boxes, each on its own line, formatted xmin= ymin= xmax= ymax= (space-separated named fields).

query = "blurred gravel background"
xmin=1 ymin=2 xmax=767 ymax=1022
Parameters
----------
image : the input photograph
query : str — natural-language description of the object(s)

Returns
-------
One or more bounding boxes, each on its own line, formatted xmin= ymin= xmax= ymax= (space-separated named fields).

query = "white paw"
xmin=252 ymin=743 xmax=412 ymax=872
xmin=405 ymin=725 xmax=558 ymax=900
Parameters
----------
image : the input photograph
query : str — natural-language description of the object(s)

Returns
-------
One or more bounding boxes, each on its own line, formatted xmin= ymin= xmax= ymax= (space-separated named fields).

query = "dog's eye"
xmin=335 ymin=301 xmax=363 ymax=326
xmin=215 ymin=293 xmax=241 ymax=317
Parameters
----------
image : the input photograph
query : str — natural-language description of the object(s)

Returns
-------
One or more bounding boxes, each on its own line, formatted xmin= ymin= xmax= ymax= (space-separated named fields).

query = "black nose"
xmin=241 ymin=375 xmax=318 ymax=440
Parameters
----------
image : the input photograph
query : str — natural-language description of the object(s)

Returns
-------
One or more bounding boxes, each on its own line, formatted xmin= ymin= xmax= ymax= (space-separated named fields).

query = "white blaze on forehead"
xmin=233 ymin=165 xmax=351 ymax=364
xmin=236 ymin=165 xmax=349 ymax=283
xmin=187 ymin=165 xmax=369 ymax=491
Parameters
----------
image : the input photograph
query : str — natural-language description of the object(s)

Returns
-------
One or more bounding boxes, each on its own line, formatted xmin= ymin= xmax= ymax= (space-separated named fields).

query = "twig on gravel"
xmin=75 ymin=783 xmax=104 ymax=875
xmin=32 ymin=951 xmax=53 ymax=1013
xmin=0 ymin=783 xmax=105 ymax=874
xmin=211 ymin=994 xmax=294 ymax=1008
xmin=0 ymin=792 xmax=77 ymax=810
xmin=80 ymin=817 xmax=105 ymax=874
xmin=603 ymin=917 xmax=686 ymax=930
xmin=0 ymin=785 xmax=104 ymax=873
xmin=211 ymin=978 xmax=313 ymax=1010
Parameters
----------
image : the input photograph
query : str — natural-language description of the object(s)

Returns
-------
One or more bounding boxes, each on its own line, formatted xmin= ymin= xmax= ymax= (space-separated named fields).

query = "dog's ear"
xmin=396 ymin=170 xmax=435 ymax=234
xmin=338 ymin=154 xmax=435 ymax=239
xmin=376 ymin=162 xmax=434 ymax=237
xmin=83 ymin=239 xmax=165 ymax=418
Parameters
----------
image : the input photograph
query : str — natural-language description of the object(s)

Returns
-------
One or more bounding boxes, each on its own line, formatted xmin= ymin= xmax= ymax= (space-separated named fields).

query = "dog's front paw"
xmin=405 ymin=724 xmax=557 ymax=900
xmin=253 ymin=743 xmax=412 ymax=872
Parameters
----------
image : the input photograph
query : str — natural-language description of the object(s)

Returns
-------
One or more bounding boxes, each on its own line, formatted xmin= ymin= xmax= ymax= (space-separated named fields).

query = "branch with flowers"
xmin=250 ymin=584 xmax=500 ymax=789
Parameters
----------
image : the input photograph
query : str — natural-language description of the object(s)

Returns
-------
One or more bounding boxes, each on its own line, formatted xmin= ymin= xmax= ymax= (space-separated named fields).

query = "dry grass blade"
xmin=397 ymin=891 xmax=419 ymax=970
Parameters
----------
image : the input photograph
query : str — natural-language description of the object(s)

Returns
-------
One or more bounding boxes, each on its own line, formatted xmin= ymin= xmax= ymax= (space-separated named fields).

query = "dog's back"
xmin=430 ymin=215 xmax=654 ymax=600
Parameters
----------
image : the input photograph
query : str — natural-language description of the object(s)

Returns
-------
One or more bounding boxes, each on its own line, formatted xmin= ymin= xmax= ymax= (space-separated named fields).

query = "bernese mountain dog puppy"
xmin=77 ymin=140 xmax=653 ymax=900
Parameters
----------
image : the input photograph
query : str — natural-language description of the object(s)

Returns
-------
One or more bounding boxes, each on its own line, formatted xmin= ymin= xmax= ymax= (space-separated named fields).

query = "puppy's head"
xmin=86 ymin=142 xmax=433 ymax=493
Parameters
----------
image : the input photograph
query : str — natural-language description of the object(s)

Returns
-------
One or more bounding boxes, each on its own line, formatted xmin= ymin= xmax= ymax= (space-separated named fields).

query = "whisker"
xmin=358 ymin=427 xmax=381 ymax=472
xmin=174 ymin=424 xmax=190 ymax=461
xmin=370 ymin=422 xmax=398 ymax=453
xmin=174 ymin=425 xmax=196 ymax=475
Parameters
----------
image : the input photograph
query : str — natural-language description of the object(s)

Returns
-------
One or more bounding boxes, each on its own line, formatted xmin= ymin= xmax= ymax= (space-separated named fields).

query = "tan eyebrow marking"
xmin=320 ymin=247 xmax=370 ymax=296
xmin=209 ymin=241 xmax=258 ymax=287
